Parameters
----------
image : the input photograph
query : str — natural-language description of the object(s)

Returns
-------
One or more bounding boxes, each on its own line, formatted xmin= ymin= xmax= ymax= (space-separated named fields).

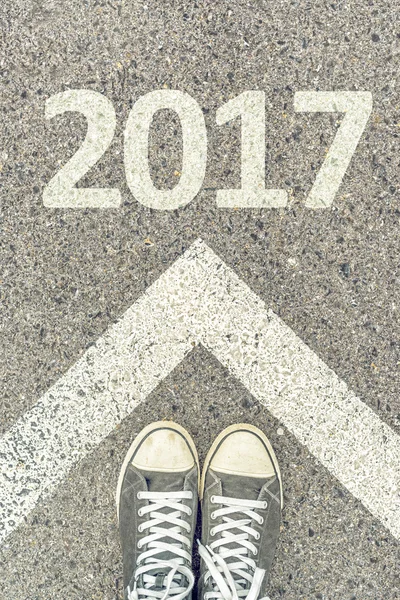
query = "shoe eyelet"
xmin=210 ymin=495 xmax=216 ymax=504
xmin=210 ymin=528 xmax=215 ymax=537
xmin=138 ymin=508 xmax=144 ymax=517
xmin=137 ymin=541 xmax=142 ymax=549
xmin=263 ymin=501 xmax=268 ymax=509
xmin=137 ymin=492 xmax=143 ymax=500
xmin=254 ymin=532 xmax=260 ymax=540
xmin=188 ymin=508 xmax=192 ymax=516
xmin=253 ymin=548 xmax=258 ymax=556
xmin=211 ymin=511 xmax=216 ymax=520
xmin=138 ymin=524 xmax=143 ymax=533
xmin=259 ymin=516 xmax=264 ymax=525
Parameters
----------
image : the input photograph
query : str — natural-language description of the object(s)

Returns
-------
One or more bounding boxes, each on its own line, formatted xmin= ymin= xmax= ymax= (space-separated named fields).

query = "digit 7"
xmin=294 ymin=91 xmax=373 ymax=209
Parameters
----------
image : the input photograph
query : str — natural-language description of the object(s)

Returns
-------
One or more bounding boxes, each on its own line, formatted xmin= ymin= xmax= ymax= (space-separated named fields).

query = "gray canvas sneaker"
xmin=198 ymin=424 xmax=283 ymax=600
xmin=116 ymin=421 xmax=199 ymax=600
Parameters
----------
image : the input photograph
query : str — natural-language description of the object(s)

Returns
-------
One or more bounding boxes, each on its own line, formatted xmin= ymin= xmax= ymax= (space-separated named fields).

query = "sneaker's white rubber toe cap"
xmin=210 ymin=427 xmax=276 ymax=478
xmin=132 ymin=426 xmax=196 ymax=473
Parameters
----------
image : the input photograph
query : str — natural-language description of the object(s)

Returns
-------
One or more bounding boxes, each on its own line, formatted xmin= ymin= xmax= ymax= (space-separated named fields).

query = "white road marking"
xmin=1 ymin=239 xmax=399 ymax=544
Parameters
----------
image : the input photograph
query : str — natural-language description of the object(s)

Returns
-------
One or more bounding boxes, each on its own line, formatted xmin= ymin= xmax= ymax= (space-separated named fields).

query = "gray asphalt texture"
xmin=1 ymin=0 xmax=399 ymax=598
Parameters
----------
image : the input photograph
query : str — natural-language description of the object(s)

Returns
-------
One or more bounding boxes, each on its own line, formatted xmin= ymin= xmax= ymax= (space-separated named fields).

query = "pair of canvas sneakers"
xmin=116 ymin=421 xmax=282 ymax=600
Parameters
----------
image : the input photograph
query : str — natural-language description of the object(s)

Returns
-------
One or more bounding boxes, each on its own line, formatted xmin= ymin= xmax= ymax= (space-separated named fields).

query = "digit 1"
xmin=216 ymin=91 xmax=287 ymax=209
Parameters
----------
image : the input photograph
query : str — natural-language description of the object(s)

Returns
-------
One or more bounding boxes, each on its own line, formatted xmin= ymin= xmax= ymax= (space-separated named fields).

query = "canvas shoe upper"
xmin=199 ymin=424 xmax=282 ymax=600
xmin=116 ymin=422 xmax=199 ymax=600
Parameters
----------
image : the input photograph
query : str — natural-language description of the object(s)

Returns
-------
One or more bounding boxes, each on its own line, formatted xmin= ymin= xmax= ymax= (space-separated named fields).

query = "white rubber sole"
xmin=200 ymin=423 xmax=283 ymax=507
xmin=116 ymin=420 xmax=200 ymax=521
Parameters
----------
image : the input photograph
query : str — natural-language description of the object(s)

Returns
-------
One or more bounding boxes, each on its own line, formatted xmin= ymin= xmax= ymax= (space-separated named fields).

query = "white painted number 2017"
xmin=43 ymin=89 xmax=372 ymax=210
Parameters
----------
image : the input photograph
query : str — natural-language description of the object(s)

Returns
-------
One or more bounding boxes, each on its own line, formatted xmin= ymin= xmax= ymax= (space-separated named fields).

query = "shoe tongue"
xmin=216 ymin=471 xmax=265 ymax=501
xmin=141 ymin=469 xmax=186 ymax=493
xmin=138 ymin=469 xmax=190 ymax=573
xmin=209 ymin=471 xmax=268 ymax=593
xmin=131 ymin=567 xmax=186 ymax=598
xmin=145 ymin=567 xmax=173 ymax=591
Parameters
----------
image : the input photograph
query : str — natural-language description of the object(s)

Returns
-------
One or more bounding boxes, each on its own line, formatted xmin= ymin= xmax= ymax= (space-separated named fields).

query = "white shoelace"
xmin=127 ymin=490 xmax=195 ymax=600
xmin=198 ymin=495 xmax=271 ymax=600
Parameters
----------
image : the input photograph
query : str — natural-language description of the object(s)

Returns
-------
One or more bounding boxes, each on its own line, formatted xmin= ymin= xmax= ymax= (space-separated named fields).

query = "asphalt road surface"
xmin=1 ymin=1 xmax=399 ymax=598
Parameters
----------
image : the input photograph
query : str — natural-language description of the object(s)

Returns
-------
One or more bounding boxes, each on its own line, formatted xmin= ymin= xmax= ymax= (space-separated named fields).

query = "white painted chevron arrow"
xmin=1 ymin=239 xmax=399 ymax=544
